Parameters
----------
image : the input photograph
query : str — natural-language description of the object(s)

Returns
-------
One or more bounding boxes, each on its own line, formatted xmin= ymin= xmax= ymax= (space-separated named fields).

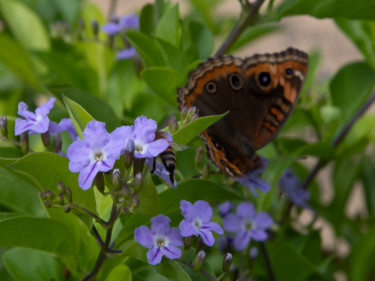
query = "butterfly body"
xmin=178 ymin=48 xmax=308 ymax=177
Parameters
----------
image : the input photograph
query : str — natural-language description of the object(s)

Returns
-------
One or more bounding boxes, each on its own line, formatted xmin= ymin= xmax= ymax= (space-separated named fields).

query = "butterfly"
xmin=177 ymin=48 xmax=308 ymax=177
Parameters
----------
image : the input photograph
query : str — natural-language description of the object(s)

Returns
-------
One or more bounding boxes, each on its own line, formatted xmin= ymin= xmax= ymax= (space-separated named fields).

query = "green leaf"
xmin=53 ymin=0 xmax=80 ymax=24
xmin=361 ymin=156 xmax=375 ymax=217
xmin=172 ymin=112 xmax=228 ymax=144
xmin=142 ymin=67 xmax=184 ymax=105
xmin=0 ymin=0 xmax=50 ymax=51
xmin=0 ymin=166 xmax=45 ymax=217
xmin=186 ymin=20 xmax=214 ymax=59
xmin=126 ymin=30 xmax=167 ymax=67
xmin=155 ymin=4 xmax=181 ymax=48
xmin=140 ymin=4 xmax=156 ymax=35
xmin=105 ymin=264 xmax=132 ymax=281
xmin=156 ymin=260 xmax=192 ymax=281
xmin=63 ymin=95 xmax=95 ymax=138
xmin=0 ymin=217 xmax=76 ymax=258
xmin=2 ymin=248 xmax=64 ymax=281
xmin=270 ymin=243 xmax=315 ymax=281
xmin=228 ymin=24 xmax=280 ymax=53
xmin=0 ymin=35 xmax=42 ymax=90
xmin=274 ymin=0 xmax=375 ymax=20
xmin=134 ymin=169 xmax=160 ymax=216
xmin=10 ymin=152 xmax=97 ymax=217
xmin=330 ymin=62 xmax=375 ymax=125
xmin=335 ymin=19 xmax=375 ymax=68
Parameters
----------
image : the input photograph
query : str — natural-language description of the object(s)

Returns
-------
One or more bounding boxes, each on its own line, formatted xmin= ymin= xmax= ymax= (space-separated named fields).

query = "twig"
xmin=260 ymin=242 xmax=276 ymax=281
xmin=215 ymin=0 xmax=265 ymax=56
xmin=108 ymin=0 xmax=118 ymax=20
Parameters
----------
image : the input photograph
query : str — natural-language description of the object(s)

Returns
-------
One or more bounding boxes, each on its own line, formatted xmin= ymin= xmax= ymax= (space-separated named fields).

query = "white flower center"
xmin=154 ymin=235 xmax=169 ymax=249
xmin=242 ymin=220 xmax=254 ymax=231
xmin=193 ymin=218 xmax=202 ymax=231
xmin=35 ymin=114 xmax=42 ymax=123
xmin=91 ymin=149 xmax=106 ymax=163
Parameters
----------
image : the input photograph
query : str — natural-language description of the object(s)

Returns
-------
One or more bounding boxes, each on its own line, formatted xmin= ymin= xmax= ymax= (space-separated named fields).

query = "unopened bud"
xmin=168 ymin=114 xmax=178 ymax=133
xmin=180 ymin=106 xmax=188 ymax=123
xmin=131 ymin=192 xmax=140 ymax=209
xmin=112 ymin=169 xmax=122 ymax=190
xmin=65 ymin=187 xmax=72 ymax=203
xmin=134 ymin=172 xmax=143 ymax=192
xmin=41 ymin=131 xmax=50 ymax=148
xmin=222 ymin=252 xmax=232 ymax=272
xmin=44 ymin=190 xmax=55 ymax=200
xmin=44 ymin=200 xmax=52 ymax=208
xmin=193 ymin=250 xmax=206 ymax=274
xmin=202 ymin=164 xmax=210 ymax=179
xmin=196 ymin=237 xmax=205 ymax=254
xmin=0 ymin=116 xmax=7 ymax=137
xmin=64 ymin=204 xmax=71 ymax=213
xmin=57 ymin=194 xmax=64 ymax=205
xmin=122 ymin=206 xmax=130 ymax=214
xmin=40 ymin=191 xmax=48 ymax=200
xmin=53 ymin=133 xmax=62 ymax=153
xmin=194 ymin=146 xmax=204 ymax=168
xmin=187 ymin=106 xmax=197 ymax=122
xmin=124 ymin=138 xmax=135 ymax=168
xmin=20 ymin=131 xmax=29 ymax=154
xmin=184 ymin=235 xmax=194 ymax=249
xmin=57 ymin=181 xmax=66 ymax=194
xmin=133 ymin=158 xmax=145 ymax=177
xmin=121 ymin=184 xmax=131 ymax=199
xmin=91 ymin=20 xmax=99 ymax=38
xmin=249 ymin=247 xmax=258 ymax=258
xmin=95 ymin=172 xmax=105 ymax=194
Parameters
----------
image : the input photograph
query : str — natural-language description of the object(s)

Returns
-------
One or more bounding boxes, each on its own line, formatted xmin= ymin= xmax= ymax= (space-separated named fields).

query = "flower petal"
xmin=67 ymin=140 xmax=91 ymax=172
xmin=234 ymin=230 xmax=251 ymax=251
xmin=35 ymin=97 xmax=55 ymax=116
xmin=168 ymin=227 xmax=183 ymax=246
xmin=135 ymin=139 xmax=169 ymax=158
xmin=179 ymin=220 xmax=197 ymax=237
xmin=161 ymin=245 xmax=181 ymax=260
xmin=250 ymin=229 xmax=268 ymax=241
xmin=14 ymin=118 xmax=34 ymax=135
xmin=254 ymin=212 xmax=273 ymax=229
xmin=180 ymin=200 xmax=194 ymax=221
xmin=28 ymin=116 xmax=50 ymax=134
xmin=192 ymin=200 xmax=213 ymax=223
xmin=17 ymin=101 xmax=29 ymax=118
xmin=116 ymin=47 xmax=136 ymax=60
xmin=82 ymin=121 xmax=110 ymax=148
xmin=110 ymin=125 xmax=134 ymax=155
xmin=134 ymin=225 xmax=154 ymax=248
xmin=133 ymin=116 xmax=157 ymax=143
xmin=119 ymin=13 xmax=139 ymax=29
xmin=223 ymin=214 xmax=241 ymax=232
xmin=146 ymin=247 xmax=163 ymax=265
xmin=202 ymin=221 xmax=223 ymax=235
xmin=236 ymin=202 xmax=256 ymax=219
xmin=199 ymin=229 xmax=215 ymax=246
xmin=77 ymin=161 xmax=100 ymax=190
xmin=151 ymin=215 xmax=171 ymax=235
xmin=101 ymin=22 xmax=121 ymax=35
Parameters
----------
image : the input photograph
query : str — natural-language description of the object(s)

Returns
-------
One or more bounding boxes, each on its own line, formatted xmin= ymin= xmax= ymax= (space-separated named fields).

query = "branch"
xmin=215 ymin=0 xmax=266 ymax=56
xmin=260 ymin=242 xmax=276 ymax=281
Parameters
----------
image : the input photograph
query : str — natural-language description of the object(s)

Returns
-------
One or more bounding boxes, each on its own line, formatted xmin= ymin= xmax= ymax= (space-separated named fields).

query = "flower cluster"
xmin=13 ymin=98 xmax=176 ymax=190
xmin=135 ymin=200 xmax=223 ymax=265
xmin=101 ymin=13 xmax=139 ymax=60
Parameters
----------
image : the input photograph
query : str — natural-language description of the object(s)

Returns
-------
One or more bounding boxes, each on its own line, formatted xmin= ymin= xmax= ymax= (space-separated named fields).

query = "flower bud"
xmin=44 ymin=200 xmax=52 ymax=208
xmin=91 ymin=20 xmax=99 ymax=38
xmin=187 ymin=106 xmax=198 ymax=122
xmin=0 ymin=115 xmax=7 ymax=137
xmin=133 ymin=158 xmax=145 ymax=177
xmin=131 ymin=192 xmax=140 ymax=209
xmin=124 ymin=138 xmax=135 ymax=168
xmin=122 ymin=206 xmax=130 ymax=215
xmin=121 ymin=184 xmax=131 ymax=200
xmin=180 ymin=106 xmax=188 ymax=124
xmin=95 ymin=172 xmax=105 ymax=194
xmin=183 ymin=235 xmax=194 ymax=250
xmin=65 ymin=187 xmax=72 ymax=203
xmin=64 ymin=204 xmax=71 ymax=213
xmin=249 ymin=246 xmax=258 ymax=258
xmin=44 ymin=190 xmax=55 ymax=200
xmin=53 ymin=133 xmax=62 ymax=153
xmin=193 ymin=250 xmax=206 ymax=274
xmin=57 ymin=181 xmax=66 ymax=194
xmin=168 ymin=114 xmax=178 ymax=133
xmin=196 ymin=237 xmax=205 ymax=254
xmin=134 ymin=172 xmax=143 ymax=193
xmin=57 ymin=194 xmax=64 ymax=205
xmin=41 ymin=131 xmax=50 ymax=148
xmin=40 ymin=191 xmax=48 ymax=200
xmin=20 ymin=132 xmax=29 ymax=154
xmin=202 ymin=164 xmax=210 ymax=179
xmin=112 ymin=169 xmax=122 ymax=190
xmin=222 ymin=252 xmax=232 ymax=273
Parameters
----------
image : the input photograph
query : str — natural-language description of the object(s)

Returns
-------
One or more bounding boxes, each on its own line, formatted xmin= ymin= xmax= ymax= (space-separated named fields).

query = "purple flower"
xmin=179 ymin=200 xmax=223 ymax=246
xmin=236 ymin=157 xmax=270 ymax=196
xmin=112 ymin=116 xmax=169 ymax=159
xmin=49 ymin=118 xmax=78 ymax=140
xmin=67 ymin=120 xmax=130 ymax=190
xmin=116 ymin=46 xmax=136 ymax=60
xmin=223 ymin=202 xmax=273 ymax=251
xmin=146 ymin=158 xmax=177 ymax=188
xmin=15 ymin=97 xmax=55 ymax=135
xmin=134 ymin=215 xmax=183 ymax=265
xmin=218 ymin=200 xmax=233 ymax=217
xmin=102 ymin=13 xmax=139 ymax=35
xmin=278 ymin=170 xmax=310 ymax=208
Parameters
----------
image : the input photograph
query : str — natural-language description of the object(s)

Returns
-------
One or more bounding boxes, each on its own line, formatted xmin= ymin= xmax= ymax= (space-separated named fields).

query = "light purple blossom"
xmin=67 ymin=120 xmax=130 ymax=190
xmin=49 ymin=118 xmax=78 ymax=140
xmin=279 ymin=169 xmax=311 ymax=208
xmin=236 ymin=157 xmax=270 ymax=196
xmin=102 ymin=13 xmax=139 ymax=35
xmin=14 ymin=97 xmax=55 ymax=135
xmin=223 ymin=202 xmax=273 ymax=251
xmin=112 ymin=116 xmax=169 ymax=159
xmin=134 ymin=215 xmax=183 ymax=265
xmin=218 ymin=200 xmax=234 ymax=217
xmin=116 ymin=46 xmax=136 ymax=60
xmin=146 ymin=158 xmax=177 ymax=188
xmin=179 ymin=200 xmax=223 ymax=246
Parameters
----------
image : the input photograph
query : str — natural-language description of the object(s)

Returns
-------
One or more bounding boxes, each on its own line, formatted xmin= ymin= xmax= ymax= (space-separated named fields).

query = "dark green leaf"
xmin=172 ymin=112 xmax=228 ymax=144
xmin=134 ymin=169 xmax=160 ymax=216
xmin=361 ymin=156 xmax=375 ymax=217
xmin=0 ymin=0 xmax=50 ymax=51
xmin=53 ymin=0 xmax=80 ymax=24
xmin=156 ymin=260 xmax=192 ymax=281
xmin=105 ymin=264 xmax=132 ymax=281
xmin=187 ymin=21 xmax=214 ymax=59
xmin=155 ymin=4 xmax=181 ymax=48
xmin=140 ymin=4 xmax=156 ymax=35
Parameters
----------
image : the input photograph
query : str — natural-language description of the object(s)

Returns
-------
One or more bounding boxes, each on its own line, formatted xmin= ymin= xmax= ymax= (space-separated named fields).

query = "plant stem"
xmin=108 ymin=0 xmax=118 ymax=19
xmin=178 ymin=260 xmax=218 ymax=281
xmin=215 ymin=0 xmax=265 ymax=56
xmin=260 ymin=242 xmax=276 ymax=281
xmin=69 ymin=203 xmax=108 ymax=227
xmin=83 ymin=202 xmax=119 ymax=281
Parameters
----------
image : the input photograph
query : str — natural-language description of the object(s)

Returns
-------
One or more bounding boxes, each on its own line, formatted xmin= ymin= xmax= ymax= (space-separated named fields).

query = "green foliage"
xmin=1 ymin=0 xmax=375 ymax=280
